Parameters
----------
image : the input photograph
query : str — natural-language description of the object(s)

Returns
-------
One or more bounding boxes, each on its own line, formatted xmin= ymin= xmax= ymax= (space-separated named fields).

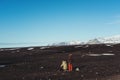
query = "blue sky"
xmin=0 ymin=0 xmax=120 ymax=48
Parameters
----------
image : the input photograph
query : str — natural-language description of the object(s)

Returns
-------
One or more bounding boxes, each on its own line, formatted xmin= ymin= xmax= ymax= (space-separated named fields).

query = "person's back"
xmin=60 ymin=60 xmax=67 ymax=71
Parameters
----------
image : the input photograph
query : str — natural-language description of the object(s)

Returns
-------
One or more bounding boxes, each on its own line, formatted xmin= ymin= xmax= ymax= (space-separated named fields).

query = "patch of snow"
xmin=75 ymin=46 xmax=82 ymax=48
xmin=40 ymin=47 xmax=46 ymax=49
xmin=3 ymin=48 xmax=16 ymax=51
xmin=84 ymin=45 xmax=89 ymax=48
xmin=87 ymin=54 xmax=102 ymax=56
xmin=27 ymin=48 xmax=34 ymax=50
xmin=106 ymin=44 xmax=111 ymax=46
xmin=102 ymin=53 xmax=115 ymax=56
xmin=40 ymin=47 xmax=49 ymax=49
xmin=106 ymin=44 xmax=113 ymax=47
xmin=87 ymin=53 xmax=115 ymax=57
xmin=0 ymin=65 xmax=6 ymax=68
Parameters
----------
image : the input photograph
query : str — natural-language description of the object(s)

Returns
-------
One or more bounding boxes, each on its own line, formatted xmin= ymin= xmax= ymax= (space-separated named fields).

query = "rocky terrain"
xmin=0 ymin=44 xmax=120 ymax=80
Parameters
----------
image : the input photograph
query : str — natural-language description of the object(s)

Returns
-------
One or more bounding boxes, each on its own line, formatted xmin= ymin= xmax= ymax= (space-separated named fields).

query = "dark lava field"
xmin=0 ymin=44 xmax=120 ymax=80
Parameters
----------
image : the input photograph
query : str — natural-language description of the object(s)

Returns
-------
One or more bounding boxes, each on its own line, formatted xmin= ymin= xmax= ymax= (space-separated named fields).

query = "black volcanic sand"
xmin=0 ymin=44 xmax=120 ymax=80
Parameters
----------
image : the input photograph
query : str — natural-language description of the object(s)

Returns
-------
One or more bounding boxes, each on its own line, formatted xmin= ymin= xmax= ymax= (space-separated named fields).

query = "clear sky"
xmin=0 ymin=0 xmax=120 ymax=48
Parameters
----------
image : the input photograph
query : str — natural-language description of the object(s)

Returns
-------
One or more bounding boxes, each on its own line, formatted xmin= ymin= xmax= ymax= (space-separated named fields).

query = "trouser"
xmin=68 ymin=63 xmax=73 ymax=71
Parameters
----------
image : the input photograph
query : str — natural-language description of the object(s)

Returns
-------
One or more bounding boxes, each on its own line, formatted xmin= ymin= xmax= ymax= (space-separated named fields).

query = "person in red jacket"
xmin=68 ymin=54 xmax=73 ymax=72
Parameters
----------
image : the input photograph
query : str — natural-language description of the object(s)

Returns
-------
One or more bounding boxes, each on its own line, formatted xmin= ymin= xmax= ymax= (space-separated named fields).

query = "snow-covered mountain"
xmin=52 ymin=40 xmax=81 ymax=46
xmin=87 ymin=35 xmax=120 ymax=44
xmin=98 ymin=35 xmax=120 ymax=44
xmin=69 ymin=41 xmax=81 ymax=45
xmin=52 ymin=35 xmax=120 ymax=46
xmin=87 ymin=39 xmax=101 ymax=44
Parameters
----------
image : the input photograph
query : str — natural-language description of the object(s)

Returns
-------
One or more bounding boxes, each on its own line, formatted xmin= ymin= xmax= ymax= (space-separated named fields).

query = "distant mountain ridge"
xmin=87 ymin=39 xmax=101 ymax=44
xmin=98 ymin=35 xmax=120 ymax=44
xmin=52 ymin=35 xmax=120 ymax=46
xmin=52 ymin=40 xmax=81 ymax=46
